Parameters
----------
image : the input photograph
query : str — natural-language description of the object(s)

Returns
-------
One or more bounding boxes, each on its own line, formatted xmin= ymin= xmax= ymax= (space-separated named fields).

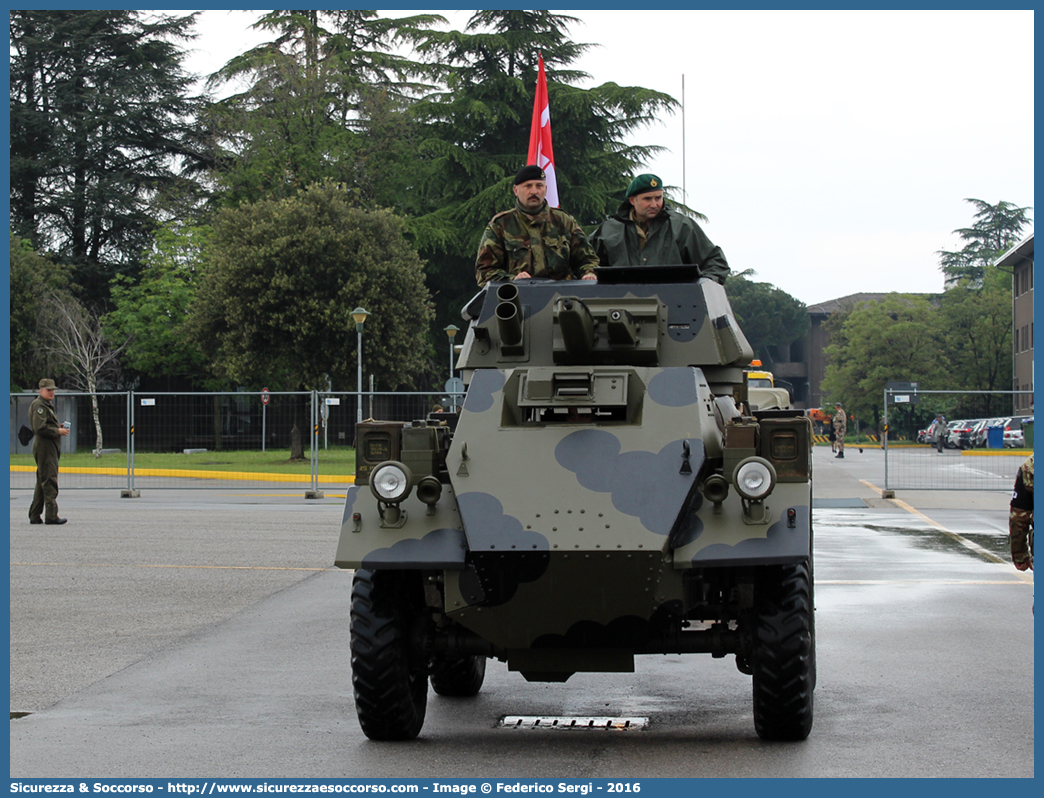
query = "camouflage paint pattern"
xmin=337 ymin=277 xmax=812 ymax=664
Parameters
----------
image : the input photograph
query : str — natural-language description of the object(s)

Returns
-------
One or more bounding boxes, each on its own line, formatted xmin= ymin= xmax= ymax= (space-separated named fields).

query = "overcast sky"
xmin=183 ymin=8 xmax=1034 ymax=306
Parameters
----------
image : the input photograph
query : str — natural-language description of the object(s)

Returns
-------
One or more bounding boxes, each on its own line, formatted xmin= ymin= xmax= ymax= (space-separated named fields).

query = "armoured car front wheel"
xmin=430 ymin=654 xmax=486 ymax=697
xmin=751 ymin=560 xmax=814 ymax=741
xmin=350 ymin=569 xmax=427 ymax=740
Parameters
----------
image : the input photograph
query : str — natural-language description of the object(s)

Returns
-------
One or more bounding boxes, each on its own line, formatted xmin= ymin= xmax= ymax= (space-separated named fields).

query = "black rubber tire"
xmin=350 ymin=569 xmax=427 ymax=741
xmin=752 ymin=561 xmax=814 ymax=741
xmin=430 ymin=655 xmax=486 ymax=697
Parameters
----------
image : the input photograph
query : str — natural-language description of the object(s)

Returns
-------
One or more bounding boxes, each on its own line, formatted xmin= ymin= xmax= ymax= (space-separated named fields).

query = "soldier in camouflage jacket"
xmin=832 ymin=402 xmax=847 ymax=458
xmin=475 ymin=165 xmax=599 ymax=287
xmin=1009 ymin=454 xmax=1034 ymax=571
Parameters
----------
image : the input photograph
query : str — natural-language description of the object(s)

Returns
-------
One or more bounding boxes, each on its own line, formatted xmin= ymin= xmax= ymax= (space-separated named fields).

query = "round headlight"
xmin=369 ymin=461 xmax=413 ymax=503
xmin=733 ymin=457 xmax=777 ymax=501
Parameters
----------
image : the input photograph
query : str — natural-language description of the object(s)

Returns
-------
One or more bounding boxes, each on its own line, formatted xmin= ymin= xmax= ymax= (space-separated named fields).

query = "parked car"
xmin=1005 ymin=416 xmax=1033 ymax=448
xmin=947 ymin=419 xmax=979 ymax=449
xmin=967 ymin=418 xmax=987 ymax=448
xmin=969 ymin=418 xmax=997 ymax=448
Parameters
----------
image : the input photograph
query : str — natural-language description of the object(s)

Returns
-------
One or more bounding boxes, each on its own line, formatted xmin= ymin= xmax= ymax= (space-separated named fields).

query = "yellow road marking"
xmin=962 ymin=449 xmax=1032 ymax=456
xmin=819 ymin=579 xmax=1030 ymax=586
xmin=859 ymin=479 xmax=1033 ymax=583
xmin=860 ymin=479 xmax=884 ymax=496
xmin=10 ymin=465 xmax=356 ymax=483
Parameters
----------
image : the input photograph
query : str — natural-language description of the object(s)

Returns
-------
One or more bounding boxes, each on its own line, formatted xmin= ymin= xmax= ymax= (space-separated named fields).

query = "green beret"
xmin=626 ymin=174 xmax=663 ymax=197
xmin=514 ymin=165 xmax=546 ymax=185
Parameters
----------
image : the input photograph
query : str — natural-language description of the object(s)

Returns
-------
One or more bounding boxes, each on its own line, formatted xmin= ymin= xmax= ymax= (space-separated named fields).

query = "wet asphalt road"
xmin=8 ymin=448 xmax=1034 ymax=778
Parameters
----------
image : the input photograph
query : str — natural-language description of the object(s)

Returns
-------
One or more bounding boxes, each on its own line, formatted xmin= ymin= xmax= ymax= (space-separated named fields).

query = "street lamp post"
xmin=352 ymin=307 xmax=369 ymax=424
xmin=444 ymin=324 xmax=459 ymax=412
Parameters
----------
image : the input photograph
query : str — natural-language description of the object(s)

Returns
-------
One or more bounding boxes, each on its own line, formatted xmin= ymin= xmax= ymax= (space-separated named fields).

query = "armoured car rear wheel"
xmin=350 ymin=569 xmax=427 ymax=740
xmin=751 ymin=560 xmax=814 ymax=741
xmin=430 ymin=654 xmax=486 ymax=697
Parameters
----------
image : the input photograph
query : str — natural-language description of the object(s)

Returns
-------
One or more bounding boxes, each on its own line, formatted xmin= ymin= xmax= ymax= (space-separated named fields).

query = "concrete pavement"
xmin=9 ymin=446 xmax=1024 ymax=715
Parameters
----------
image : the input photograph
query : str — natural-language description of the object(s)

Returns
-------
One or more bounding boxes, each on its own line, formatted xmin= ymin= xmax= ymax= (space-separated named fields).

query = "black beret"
xmin=626 ymin=173 xmax=663 ymax=197
xmin=514 ymin=165 xmax=546 ymax=185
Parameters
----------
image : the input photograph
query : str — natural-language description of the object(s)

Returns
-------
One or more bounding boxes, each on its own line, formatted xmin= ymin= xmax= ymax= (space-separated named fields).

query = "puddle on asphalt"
xmin=856 ymin=523 xmax=1010 ymax=561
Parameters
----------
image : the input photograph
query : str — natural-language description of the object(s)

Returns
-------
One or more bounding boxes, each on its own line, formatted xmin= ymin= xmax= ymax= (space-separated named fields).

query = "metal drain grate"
xmin=501 ymin=716 xmax=648 ymax=730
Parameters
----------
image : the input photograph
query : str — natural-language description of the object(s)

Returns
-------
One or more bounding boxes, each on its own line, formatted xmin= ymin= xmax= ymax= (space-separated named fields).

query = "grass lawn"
xmin=10 ymin=447 xmax=357 ymax=475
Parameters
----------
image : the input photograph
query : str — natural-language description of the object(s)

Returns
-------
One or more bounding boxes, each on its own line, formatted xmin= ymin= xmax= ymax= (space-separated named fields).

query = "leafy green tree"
xmin=9 ymin=10 xmax=206 ymax=303
xmin=938 ymin=198 xmax=1032 ymax=285
xmin=188 ymin=182 xmax=433 ymax=392
xmin=103 ymin=222 xmax=217 ymax=386
xmin=409 ymin=10 xmax=680 ymax=321
xmin=205 ymin=9 xmax=445 ymax=206
xmin=821 ymin=294 xmax=948 ymax=430
xmin=726 ymin=277 xmax=809 ymax=368
xmin=9 ymin=235 xmax=74 ymax=388
xmin=936 ymin=268 xmax=1013 ymax=418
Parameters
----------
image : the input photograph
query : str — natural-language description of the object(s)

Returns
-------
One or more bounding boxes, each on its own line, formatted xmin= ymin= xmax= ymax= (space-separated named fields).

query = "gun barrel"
xmin=496 ymin=300 xmax=523 ymax=347
xmin=496 ymin=282 xmax=522 ymax=314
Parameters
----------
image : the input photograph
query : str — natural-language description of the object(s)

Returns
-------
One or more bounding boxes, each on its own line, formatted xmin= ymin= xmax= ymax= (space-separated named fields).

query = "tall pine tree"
xmin=10 ymin=10 xmax=205 ymax=304
xmin=937 ymin=198 xmax=1032 ymax=285
xmin=205 ymin=10 xmax=446 ymax=206
xmin=408 ymin=11 xmax=679 ymax=323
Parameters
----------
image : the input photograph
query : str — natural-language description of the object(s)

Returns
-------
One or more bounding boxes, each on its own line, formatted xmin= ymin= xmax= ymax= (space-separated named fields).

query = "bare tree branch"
xmin=35 ymin=291 xmax=131 ymax=456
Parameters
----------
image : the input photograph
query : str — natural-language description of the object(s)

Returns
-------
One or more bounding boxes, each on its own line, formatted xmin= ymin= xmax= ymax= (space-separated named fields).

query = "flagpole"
xmin=681 ymin=74 xmax=687 ymax=208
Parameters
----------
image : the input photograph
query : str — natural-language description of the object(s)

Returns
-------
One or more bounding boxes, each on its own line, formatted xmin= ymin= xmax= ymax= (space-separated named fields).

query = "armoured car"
xmin=336 ymin=266 xmax=815 ymax=741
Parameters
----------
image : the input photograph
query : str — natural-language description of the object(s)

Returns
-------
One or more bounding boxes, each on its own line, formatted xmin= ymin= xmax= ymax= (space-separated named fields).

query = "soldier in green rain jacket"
xmin=589 ymin=173 xmax=729 ymax=285
xmin=475 ymin=165 xmax=599 ymax=287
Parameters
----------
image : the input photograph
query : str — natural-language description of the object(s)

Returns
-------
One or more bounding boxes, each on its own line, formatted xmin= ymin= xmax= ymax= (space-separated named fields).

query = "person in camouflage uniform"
xmin=589 ymin=173 xmax=729 ymax=284
xmin=475 ymin=165 xmax=599 ymax=287
xmin=832 ymin=402 xmax=847 ymax=459
xmin=28 ymin=378 xmax=70 ymax=525
xmin=1009 ymin=454 xmax=1033 ymax=572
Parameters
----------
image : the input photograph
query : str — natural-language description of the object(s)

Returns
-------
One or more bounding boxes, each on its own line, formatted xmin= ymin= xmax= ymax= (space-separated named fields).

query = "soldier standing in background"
xmin=475 ymin=165 xmax=599 ymax=287
xmin=28 ymin=378 xmax=69 ymax=525
xmin=832 ymin=401 xmax=847 ymax=459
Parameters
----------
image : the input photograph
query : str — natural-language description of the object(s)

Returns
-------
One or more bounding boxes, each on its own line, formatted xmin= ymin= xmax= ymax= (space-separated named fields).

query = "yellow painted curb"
xmin=961 ymin=449 xmax=1032 ymax=456
xmin=11 ymin=465 xmax=356 ymax=484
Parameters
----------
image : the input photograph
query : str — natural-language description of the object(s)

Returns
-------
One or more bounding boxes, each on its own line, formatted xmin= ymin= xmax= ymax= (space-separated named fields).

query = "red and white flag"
xmin=527 ymin=53 xmax=558 ymax=208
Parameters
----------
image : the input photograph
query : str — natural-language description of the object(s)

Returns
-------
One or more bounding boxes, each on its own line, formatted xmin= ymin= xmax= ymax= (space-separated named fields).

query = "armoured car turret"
xmin=337 ymin=265 xmax=815 ymax=741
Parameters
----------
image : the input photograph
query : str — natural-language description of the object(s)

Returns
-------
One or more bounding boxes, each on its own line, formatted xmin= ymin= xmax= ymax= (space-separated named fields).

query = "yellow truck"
xmin=745 ymin=360 xmax=792 ymax=412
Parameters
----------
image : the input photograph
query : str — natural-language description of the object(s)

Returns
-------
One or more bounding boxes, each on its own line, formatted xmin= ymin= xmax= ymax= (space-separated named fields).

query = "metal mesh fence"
xmin=126 ymin=391 xmax=318 ymax=491
xmin=883 ymin=389 xmax=1033 ymax=491
xmin=10 ymin=391 xmax=131 ymax=491
xmin=12 ymin=387 xmax=1029 ymax=495
xmin=313 ymin=391 xmax=463 ymax=492
xmin=10 ymin=390 xmax=465 ymax=495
